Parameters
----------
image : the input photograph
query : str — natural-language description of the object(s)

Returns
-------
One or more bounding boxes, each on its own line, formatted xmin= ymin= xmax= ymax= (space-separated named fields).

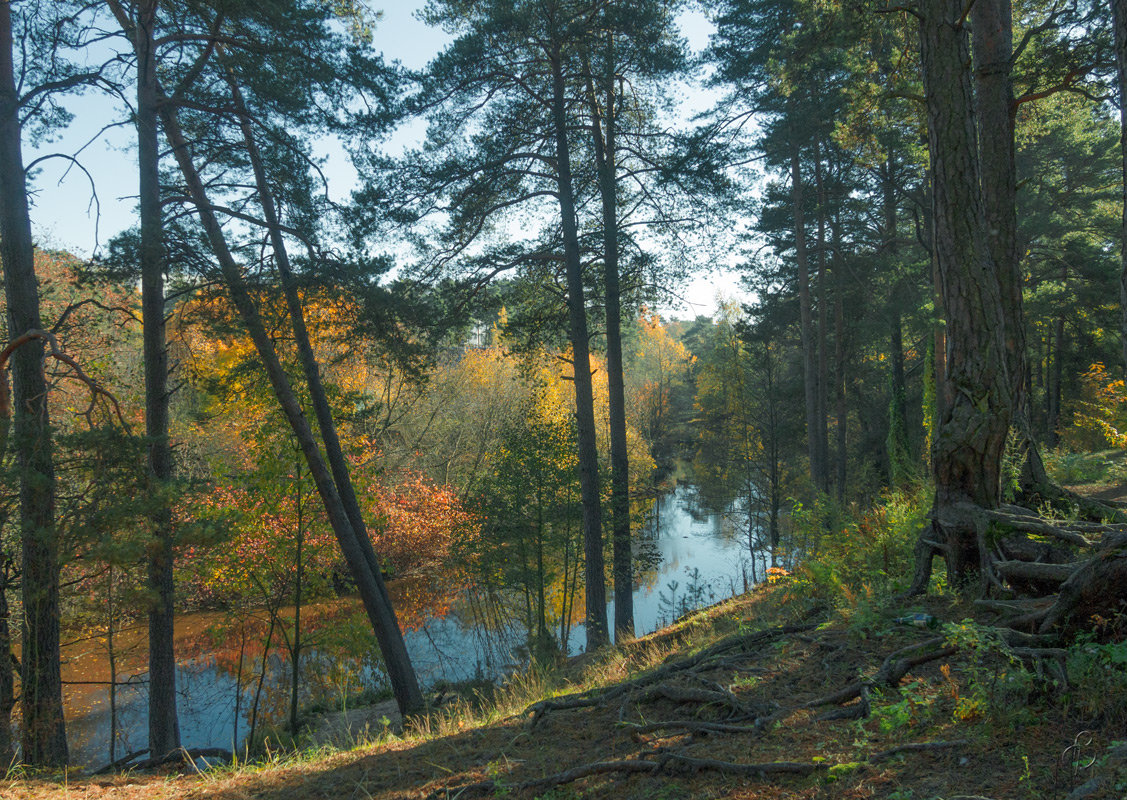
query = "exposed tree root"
xmin=659 ymin=752 xmax=826 ymax=776
xmin=626 ymin=637 xmax=954 ymax=741
xmin=1039 ymin=547 xmax=1127 ymax=637
xmin=995 ymin=560 xmax=1077 ymax=584
xmin=526 ymin=621 xmax=818 ymax=727
xmin=626 ymin=718 xmax=766 ymax=740
xmin=420 ymin=759 xmax=662 ymax=800
xmin=420 ymin=737 xmax=970 ymax=799
xmin=631 ymin=681 xmax=746 ymax=717
xmin=907 ymin=494 xmax=1127 ymax=645
xmin=755 ymin=638 xmax=956 ymax=729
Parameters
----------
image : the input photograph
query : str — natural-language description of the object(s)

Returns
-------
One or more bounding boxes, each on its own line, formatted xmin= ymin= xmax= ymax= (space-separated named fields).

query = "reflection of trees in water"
xmin=690 ymin=478 xmax=779 ymax=583
xmin=66 ymin=487 xmax=764 ymax=765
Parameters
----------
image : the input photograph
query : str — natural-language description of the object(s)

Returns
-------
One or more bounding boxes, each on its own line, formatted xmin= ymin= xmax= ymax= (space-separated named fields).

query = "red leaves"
xmin=365 ymin=470 xmax=478 ymax=580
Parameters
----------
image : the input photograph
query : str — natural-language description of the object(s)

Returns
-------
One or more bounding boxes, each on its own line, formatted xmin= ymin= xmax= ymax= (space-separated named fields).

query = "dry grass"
xmin=7 ymin=586 xmax=1127 ymax=800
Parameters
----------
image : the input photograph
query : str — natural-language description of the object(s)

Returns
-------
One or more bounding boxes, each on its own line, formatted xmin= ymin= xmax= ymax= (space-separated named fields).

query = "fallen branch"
xmin=91 ymin=746 xmax=232 ymax=775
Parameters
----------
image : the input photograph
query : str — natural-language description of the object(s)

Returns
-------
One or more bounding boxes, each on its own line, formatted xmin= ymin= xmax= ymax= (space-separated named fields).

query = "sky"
xmin=25 ymin=2 xmax=747 ymax=317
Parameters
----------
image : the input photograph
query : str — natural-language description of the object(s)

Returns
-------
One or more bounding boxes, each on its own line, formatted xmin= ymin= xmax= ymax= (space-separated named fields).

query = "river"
xmin=62 ymin=484 xmax=765 ymax=770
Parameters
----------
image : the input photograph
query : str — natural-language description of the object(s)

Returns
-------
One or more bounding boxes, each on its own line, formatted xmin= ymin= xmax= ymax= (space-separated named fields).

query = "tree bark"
xmin=550 ymin=48 xmax=608 ymax=650
xmin=135 ymin=0 xmax=180 ymax=759
xmin=917 ymin=0 xmax=1011 ymax=583
xmin=158 ymin=95 xmax=424 ymax=715
xmin=584 ymin=45 xmax=632 ymax=642
xmin=0 ymin=555 xmax=15 ymax=765
xmin=883 ymin=158 xmax=911 ymax=486
xmin=1114 ymin=0 xmax=1127 ymax=377
xmin=813 ymin=139 xmax=831 ymax=493
xmin=790 ymin=137 xmax=823 ymax=494
xmin=971 ymin=0 xmax=1049 ymax=492
xmin=0 ymin=1 xmax=67 ymax=767
xmin=1048 ymin=310 xmax=1064 ymax=447
xmin=832 ymin=220 xmax=847 ymax=499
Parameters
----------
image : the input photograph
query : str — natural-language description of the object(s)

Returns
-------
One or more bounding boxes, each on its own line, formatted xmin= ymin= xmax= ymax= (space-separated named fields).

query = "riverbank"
xmin=10 ymin=579 xmax=1127 ymax=799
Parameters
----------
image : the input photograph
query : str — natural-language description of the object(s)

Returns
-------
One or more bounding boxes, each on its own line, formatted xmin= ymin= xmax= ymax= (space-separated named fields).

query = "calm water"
xmin=64 ymin=485 xmax=765 ymax=770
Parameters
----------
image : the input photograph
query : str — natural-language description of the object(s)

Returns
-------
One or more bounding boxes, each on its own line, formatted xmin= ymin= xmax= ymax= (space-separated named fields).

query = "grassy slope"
xmin=9 ymin=582 xmax=1127 ymax=800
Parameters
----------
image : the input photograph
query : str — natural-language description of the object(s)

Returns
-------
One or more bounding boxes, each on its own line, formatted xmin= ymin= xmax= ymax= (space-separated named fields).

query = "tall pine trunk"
xmin=1114 ymin=0 xmax=1127 ymax=377
xmin=584 ymin=46 xmax=632 ymax=642
xmin=883 ymin=158 xmax=911 ymax=486
xmin=550 ymin=48 xmax=608 ymax=650
xmin=0 ymin=1 xmax=67 ymax=766
xmin=790 ymin=137 xmax=823 ymax=493
xmin=224 ymin=75 xmax=423 ymax=713
xmin=971 ymin=0 xmax=1048 ymax=490
xmin=813 ymin=140 xmax=830 ymax=493
xmin=135 ymin=0 xmax=180 ymax=759
xmin=832 ymin=220 xmax=847 ymax=499
xmin=0 ymin=555 xmax=15 ymax=764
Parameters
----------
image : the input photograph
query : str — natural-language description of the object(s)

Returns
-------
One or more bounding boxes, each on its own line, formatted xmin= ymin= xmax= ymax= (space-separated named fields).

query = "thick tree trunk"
xmin=584 ymin=48 xmax=633 ymax=642
xmin=550 ymin=51 xmax=608 ymax=650
xmin=790 ymin=140 xmax=823 ymax=493
xmin=0 ymin=2 xmax=67 ymax=767
xmin=971 ymin=0 xmax=1050 ymax=491
xmin=225 ymin=78 xmax=423 ymax=714
xmin=1114 ymin=0 xmax=1127 ymax=377
xmin=135 ymin=0 xmax=180 ymax=759
xmin=158 ymin=98 xmax=424 ymax=715
xmin=917 ymin=0 xmax=1011 ymax=584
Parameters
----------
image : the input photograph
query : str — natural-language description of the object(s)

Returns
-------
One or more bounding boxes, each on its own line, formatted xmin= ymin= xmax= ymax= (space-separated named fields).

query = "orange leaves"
xmin=365 ymin=470 xmax=478 ymax=580
xmin=1065 ymin=362 xmax=1127 ymax=450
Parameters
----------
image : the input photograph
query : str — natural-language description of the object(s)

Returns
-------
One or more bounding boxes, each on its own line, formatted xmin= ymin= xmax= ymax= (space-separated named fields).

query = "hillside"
xmin=9 ymin=582 xmax=1127 ymax=800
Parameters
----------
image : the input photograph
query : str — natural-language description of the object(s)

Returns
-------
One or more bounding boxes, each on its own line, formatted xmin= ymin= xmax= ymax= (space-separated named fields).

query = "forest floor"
xmin=9 ymin=580 xmax=1127 ymax=800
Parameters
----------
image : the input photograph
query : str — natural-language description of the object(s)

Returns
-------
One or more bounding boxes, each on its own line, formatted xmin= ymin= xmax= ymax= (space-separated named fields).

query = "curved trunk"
xmin=159 ymin=96 xmax=424 ymax=716
xmin=225 ymin=76 xmax=423 ymax=714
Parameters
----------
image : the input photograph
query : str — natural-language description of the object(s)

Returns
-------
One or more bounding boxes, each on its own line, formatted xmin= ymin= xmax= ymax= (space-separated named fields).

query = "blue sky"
xmin=26 ymin=2 xmax=744 ymax=316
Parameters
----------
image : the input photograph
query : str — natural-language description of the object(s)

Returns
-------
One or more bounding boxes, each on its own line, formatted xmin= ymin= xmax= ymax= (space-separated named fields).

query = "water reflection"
xmin=64 ymin=484 xmax=763 ymax=770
